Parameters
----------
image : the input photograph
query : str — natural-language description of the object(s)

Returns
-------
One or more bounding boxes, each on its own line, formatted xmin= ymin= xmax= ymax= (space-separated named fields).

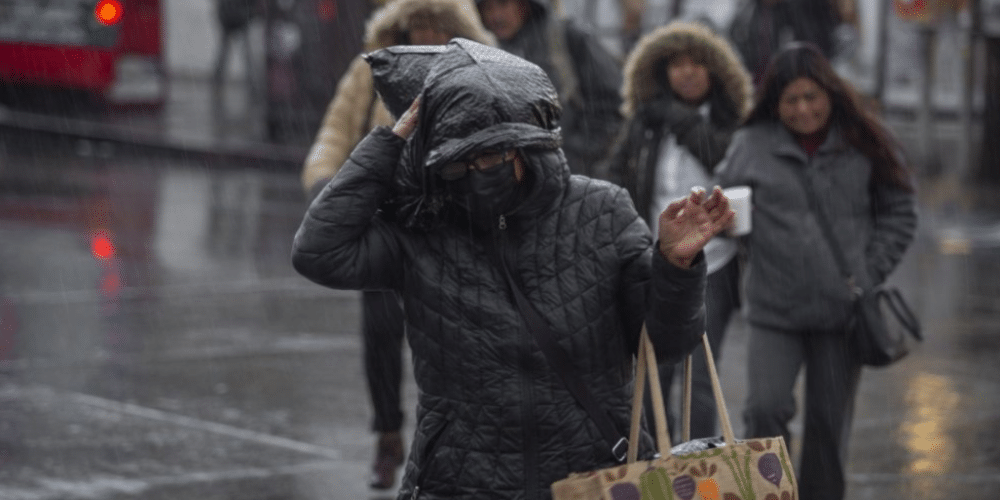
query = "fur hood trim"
xmin=620 ymin=22 xmax=752 ymax=119
xmin=366 ymin=0 xmax=496 ymax=51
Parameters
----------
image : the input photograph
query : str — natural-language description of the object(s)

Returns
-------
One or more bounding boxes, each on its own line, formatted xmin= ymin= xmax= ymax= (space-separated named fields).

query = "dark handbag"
xmin=791 ymin=167 xmax=922 ymax=367
xmin=849 ymin=284 xmax=923 ymax=366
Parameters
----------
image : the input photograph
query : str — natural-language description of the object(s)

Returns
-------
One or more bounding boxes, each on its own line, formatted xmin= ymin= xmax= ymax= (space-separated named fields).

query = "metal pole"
xmin=979 ymin=35 xmax=1000 ymax=183
xmin=974 ymin=0 xmax=1000 ymax=185
xmin=584 ymin=0 xmax=599 ymax=25
xmin=956 ymin=0 xmax=981 ymax=184
xmin=669 ymin=0 xmax=684 ymax=21
xmin=916 ymin=23 xmax=938 ymax=174
xmin=873 ymin=0 xmax=893 ymax=105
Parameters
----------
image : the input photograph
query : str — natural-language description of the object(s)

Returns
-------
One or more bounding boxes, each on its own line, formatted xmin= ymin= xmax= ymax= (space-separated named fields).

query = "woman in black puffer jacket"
xmin=292 ymin=39 xmax=733 ymax=500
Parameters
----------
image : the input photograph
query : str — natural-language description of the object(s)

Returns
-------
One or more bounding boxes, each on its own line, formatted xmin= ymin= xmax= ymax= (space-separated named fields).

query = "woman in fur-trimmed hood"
xmin=598 ymin=20 xmax=752 ymax=441
xmin=602 ymin=21 xmax=752 ymax=194
xmin=600 ymin=20 xmax=751 ymax=239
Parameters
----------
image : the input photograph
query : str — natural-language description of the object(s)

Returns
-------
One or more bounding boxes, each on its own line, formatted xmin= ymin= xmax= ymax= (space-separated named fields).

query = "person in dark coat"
xmin=599 ymin=21 xmax=753 ymax=442
xmin=715 ymin=43 xmax=917 ymax=500
xmin=291 ymin=39 xmax=734 ymax=499
xmin=299 ymin=0 xmax=495 ymax=489
xmin=213 ymin=0 xmax=260 ymax=87
xmin=475 ymin=0 xmax=623 ymax=177
xmin=728 ymin=0 xmax=841 ymax=87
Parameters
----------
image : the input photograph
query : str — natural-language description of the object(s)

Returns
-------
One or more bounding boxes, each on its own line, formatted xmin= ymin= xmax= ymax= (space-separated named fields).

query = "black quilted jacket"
xmin=292 ymin=40 xmax=706 ymax=500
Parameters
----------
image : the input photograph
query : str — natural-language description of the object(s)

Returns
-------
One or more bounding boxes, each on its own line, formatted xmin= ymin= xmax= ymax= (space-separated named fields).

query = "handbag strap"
xmin=790 ymin=162 xmax=924 ymax=343
xmin=681 ymin=355 xmax=693 ymax=442
xmin=789 ymin=165 xmax=860 ymax=296
xmin=628 ymin=326 xmax=671 ymax=461
xmin=499 ymin=265 xmax=629 ymax=463
xmin=881 ymin=287 xmax=924 ymax=340
xmin=690 ymin=334 xmax=737 ymax=444
xmin=628 ymin=330 xmax=737 ymax=463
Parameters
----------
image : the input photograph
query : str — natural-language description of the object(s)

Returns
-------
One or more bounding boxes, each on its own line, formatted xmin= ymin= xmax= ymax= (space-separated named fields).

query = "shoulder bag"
xmin=791 ymin=166 xmax=922 ymax=367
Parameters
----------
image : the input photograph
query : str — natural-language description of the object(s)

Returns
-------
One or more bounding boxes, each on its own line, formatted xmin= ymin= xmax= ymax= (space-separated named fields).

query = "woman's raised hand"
xmin=657 ymin=186 xmax=734 ymax=269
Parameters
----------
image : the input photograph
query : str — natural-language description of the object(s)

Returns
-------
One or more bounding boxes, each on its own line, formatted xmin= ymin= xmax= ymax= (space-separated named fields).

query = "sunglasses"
xmin=439 ymin=150 xmax=516 ymax=181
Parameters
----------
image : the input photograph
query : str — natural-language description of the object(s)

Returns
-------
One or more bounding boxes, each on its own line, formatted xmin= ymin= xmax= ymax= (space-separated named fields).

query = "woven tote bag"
xmin=551 ymin=329 xmax=799 ymax=500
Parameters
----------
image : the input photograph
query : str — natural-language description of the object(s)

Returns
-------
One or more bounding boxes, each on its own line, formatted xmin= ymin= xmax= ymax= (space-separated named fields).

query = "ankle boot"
xmin=369 ymin=431 xmax=405 ymax=490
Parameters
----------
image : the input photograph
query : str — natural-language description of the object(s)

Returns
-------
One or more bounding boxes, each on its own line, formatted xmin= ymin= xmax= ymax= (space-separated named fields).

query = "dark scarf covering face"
xmin=446 ymin=157 xmax=529 ymax=229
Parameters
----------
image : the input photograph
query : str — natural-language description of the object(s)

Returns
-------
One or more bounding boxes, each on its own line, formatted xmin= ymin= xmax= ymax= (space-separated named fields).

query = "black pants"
xmin=361 ymin=290 xmax=406 ymax=433
xmin=646 ymin=256 xmax=741 ymax=440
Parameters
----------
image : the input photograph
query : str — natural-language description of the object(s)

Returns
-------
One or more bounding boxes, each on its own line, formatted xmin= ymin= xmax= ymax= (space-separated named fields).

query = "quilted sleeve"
xmin=645 ymin=249 xmax=706 ymax=364
xmin=291 ymin=127 xmax=407 ymax=291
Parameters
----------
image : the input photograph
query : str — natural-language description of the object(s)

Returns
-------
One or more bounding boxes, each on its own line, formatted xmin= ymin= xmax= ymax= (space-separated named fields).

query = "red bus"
xmin=0 ymin=0 xmax=165 ymax=105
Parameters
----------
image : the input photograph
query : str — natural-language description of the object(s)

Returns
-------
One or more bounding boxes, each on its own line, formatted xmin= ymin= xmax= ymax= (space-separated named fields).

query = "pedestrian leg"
xmin=689 ymin=257 xmax=740 ymax=438
xmin=361 ymin=290 xmax=406 ymax=489
xmin=797 ymin=330 xmax=862 ymax=500
xmin=362 ymin=290 xmax=405 ymax=433
xmin=742 ymin=325 xmax=804 ymax=449
xmin=213 ymin=29 xmax=232 ymax=88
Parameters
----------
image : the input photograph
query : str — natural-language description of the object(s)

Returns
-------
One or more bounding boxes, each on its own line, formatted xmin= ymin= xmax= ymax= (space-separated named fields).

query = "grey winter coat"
xmin=291 ymin=40 xmax=706 ymax=500
xmin=715 ymin=121 xmax=917 ymax=332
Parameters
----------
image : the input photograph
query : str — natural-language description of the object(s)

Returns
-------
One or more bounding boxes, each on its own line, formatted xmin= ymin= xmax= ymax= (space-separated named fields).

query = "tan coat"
xmin=300 ymin=0 xmax=496 ymax=196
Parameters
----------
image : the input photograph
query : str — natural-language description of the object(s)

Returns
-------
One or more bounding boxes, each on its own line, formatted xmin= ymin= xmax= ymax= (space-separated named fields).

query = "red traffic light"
xmin=95 ymin=0 xmax=124 ymax=26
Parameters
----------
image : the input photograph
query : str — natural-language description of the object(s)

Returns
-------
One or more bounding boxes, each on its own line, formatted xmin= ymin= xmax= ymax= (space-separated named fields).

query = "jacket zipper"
xmin=409 ymin=419 xmax=453 ymax=499
xmin=495 ymin=217 xmax=539 ymax=500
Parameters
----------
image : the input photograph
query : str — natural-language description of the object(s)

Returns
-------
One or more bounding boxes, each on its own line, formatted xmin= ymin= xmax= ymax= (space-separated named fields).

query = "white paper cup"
xmin=723 ymin=186 xmax=752 ymax=236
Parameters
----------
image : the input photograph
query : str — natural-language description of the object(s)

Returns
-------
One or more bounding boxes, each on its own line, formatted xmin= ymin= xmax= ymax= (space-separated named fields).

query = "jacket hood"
xmin=366 ymin=38 xmax=566 ymax=231
xmin=620 ymin=22 xmax=752 ymax=119
xmin=365 ymin=0 xmax=496 ymax=51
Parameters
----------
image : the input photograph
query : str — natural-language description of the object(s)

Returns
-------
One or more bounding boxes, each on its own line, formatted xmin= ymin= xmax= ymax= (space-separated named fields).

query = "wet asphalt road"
xmin=0 ymin=130 xmax=998 ymax=500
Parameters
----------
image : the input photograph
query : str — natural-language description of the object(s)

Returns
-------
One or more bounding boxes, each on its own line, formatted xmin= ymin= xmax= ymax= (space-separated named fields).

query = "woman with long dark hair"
xmin=716 ymin=43 xmax=917 ymax=500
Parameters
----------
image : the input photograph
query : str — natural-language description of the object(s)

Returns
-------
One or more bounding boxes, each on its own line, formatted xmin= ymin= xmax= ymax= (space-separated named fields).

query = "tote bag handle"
xmin=627 ymin=328 xmax=736 ymax=463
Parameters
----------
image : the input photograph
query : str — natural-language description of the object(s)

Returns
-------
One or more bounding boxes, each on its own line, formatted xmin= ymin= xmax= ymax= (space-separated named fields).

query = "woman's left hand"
xmin=392 ymin=96 xmax=421 ymax=140
xmin=657 ymin=186 xmax=734 ymax=269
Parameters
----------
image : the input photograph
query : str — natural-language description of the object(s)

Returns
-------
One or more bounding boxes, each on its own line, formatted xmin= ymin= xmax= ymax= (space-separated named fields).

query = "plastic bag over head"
xmin=364 ymin=44 xmax=447 ymax=119
xmin=365 ymin=38 xmax=564 ymax=231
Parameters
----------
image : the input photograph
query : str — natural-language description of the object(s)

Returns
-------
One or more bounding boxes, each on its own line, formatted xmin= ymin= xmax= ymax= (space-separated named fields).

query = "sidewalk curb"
xmin=0 ymin=108 xmax=308 ymax=170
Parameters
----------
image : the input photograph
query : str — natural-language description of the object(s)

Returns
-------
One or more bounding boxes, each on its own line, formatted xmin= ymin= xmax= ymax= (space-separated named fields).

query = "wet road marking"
xmin=0 ymin=461 xmax=344 ymax=500
xmin=159 ymin=334 xmax=361 ymax=360
xmin=67 ymin=390 xmax=344 ymax=460
xmin=4 ymin=277 xmax=359 ymax=304
xmin=0 ymin=334 xmax=362 ymax=371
